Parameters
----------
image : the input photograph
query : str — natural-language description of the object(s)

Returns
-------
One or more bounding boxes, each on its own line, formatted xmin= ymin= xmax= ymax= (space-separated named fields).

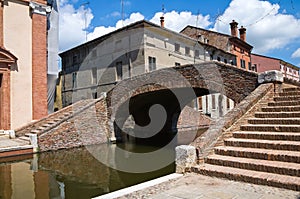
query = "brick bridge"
xmin=105 ymin=61 xmax=258 ymax=142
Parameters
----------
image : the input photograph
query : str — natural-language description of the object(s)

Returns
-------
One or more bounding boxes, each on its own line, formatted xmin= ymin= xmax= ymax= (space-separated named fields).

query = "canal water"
xmin=0 ymin=128 xmax=205 ymax=199
xmin=0 ymin=143 xmax=175 ymax=199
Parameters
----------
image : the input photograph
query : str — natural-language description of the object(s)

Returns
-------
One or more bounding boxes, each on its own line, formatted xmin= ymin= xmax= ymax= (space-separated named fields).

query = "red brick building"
xmin=0 ymin=0 xmax=49 ymax=129
xmin=181 ymin=20 xmax=254 ymax=71
xmin=252 ymin=53 xmax=299 ymax=81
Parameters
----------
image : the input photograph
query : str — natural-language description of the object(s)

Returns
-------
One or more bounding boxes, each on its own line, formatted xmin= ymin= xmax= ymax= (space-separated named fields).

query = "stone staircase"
xmin=193 ymin=87 xmax=300 ymax=191
xmin=15 ymin=99 xmax=97 ymax=144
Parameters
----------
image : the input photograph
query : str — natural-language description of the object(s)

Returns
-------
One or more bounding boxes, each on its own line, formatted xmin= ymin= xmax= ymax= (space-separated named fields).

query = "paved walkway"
xmin=0 ymin=134 xmax=29 ymax=149
xmin=113 ymin=173 xmax=299 ymax=199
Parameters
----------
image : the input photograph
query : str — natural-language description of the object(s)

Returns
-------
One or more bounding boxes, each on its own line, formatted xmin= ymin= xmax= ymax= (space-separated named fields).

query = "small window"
xmin=195 ymin=50 xmax=200 ymax=58
xmin=224 ymin=59 xmax=227 ymax=64
xmin=92 ymin=91 xmax=97 ymax=99
xmin=116 ymin=61 xmax=123 ymax=81
xmin=175 ymin=43 xmax=180 ymax=52
xmin=240 ymin=59 xmax=246 ymax=68
xmin=227 ymin=98 xmax=231 ymax=109
xmin=92 ymin=67 xmax=97 ymax=84
xmin=148 ymin=56 xmax=156 ymax=71
xmin=248 ymin=62 xmax=251 ymax=71
xmin=72 ymin=72 xmax=77 ymax=88
xmin=210 ymin=54 xmax=213 ymax=60
xmin=212 ymin=95 xmax=216 ymax=110
xmin=185 ymin=47 xmax=190 ymax=56
xmin=198 ymin=97 xmax=202 ymax=111
xmin=175 ymin=62 xmax=181 ymax=66
xmin=72 ymin=55 xmax=78 ymax=64
xmin=217 ymin=57 xmax=221 ymax=61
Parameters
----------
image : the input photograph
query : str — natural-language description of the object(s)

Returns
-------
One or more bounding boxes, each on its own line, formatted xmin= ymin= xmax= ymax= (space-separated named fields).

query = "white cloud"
xmin=87 ymin=12 xmax=144 ymax=41
xmin=292 ymin=48 xmax=300 ymax=58
xmin=213 ymin=0 xmax=300 ymax=54
xmin=59 ymin=0 xmax=93 ymax=51
xmin=150 ymin=11 xmax=211 ymax=32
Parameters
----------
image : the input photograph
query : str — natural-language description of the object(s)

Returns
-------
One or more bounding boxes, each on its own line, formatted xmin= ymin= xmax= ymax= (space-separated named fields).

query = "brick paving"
xmin=116 ymin=173 xmax=300 ymax=199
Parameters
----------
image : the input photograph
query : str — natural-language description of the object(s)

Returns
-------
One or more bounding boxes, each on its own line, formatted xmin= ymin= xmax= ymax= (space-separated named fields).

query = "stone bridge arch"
xmin=106 ymin=61 xmax=258 ymax=142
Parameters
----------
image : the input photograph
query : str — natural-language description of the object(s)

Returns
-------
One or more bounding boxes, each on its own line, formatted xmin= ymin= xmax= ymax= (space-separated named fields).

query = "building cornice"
xmin=29 ymin=1 xmax=51 ymax=15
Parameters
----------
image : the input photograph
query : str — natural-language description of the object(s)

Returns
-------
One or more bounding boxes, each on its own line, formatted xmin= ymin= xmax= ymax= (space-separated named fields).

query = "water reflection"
xmin=0 ymin=144 xmax=174 ymax=199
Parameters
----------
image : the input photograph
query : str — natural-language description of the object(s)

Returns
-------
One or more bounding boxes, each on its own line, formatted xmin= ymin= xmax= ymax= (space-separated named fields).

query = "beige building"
xmin=0 ymin=0 xmax=49 ymax=129
xmin=60 ymin=20 xmax=235 ymax=118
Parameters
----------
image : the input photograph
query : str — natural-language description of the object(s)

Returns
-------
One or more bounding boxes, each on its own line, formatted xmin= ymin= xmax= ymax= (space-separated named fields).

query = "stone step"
xmin=255 ymin=112 xmax=300 ymax=118
xmin=283 ymin=87 xmax=300 ymax=92
xmin=30 ymin=130 xmax=40 ymax=134
xmin=233 ymin=131 xmax=300 ymax=141
xmin=261 ymin=106 xmax=300 ymax=112
xmin=274 ymin=96 xmax=300 ymax=102
xmin=18 ymin=136 xmax=30 ymax=142
xmin=205 ymin=155 xmax=300 ymax=177
xmin=277 ymin=91 xmax=300 ymax=96
xmin=248 ymin=118 xmax=300 ymax=125
xmin=240 ymin=124 xmax=300 ymax=132
xmin=192 ymin=164 xmax=300 ymax=191
xmin=268 ymin=100 xmax=300 ymax=107
xmin=224 ymin=138 xmax=300 ymax=151
xmin=214 ymin=146 xmax=300 ymax=163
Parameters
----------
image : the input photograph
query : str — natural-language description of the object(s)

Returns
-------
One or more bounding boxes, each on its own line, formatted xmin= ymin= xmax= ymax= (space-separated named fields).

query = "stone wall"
xmin=38 ymin=97 xmax=109 ymax=152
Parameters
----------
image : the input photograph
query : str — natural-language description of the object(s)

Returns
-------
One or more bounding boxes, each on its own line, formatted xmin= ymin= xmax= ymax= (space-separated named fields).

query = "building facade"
xmin=181 ymin=20 xmax=254 ymax=71
xmin=252 ymin=53 xmax=299 ymax=81
xmin=60 ymin=20 xmax=236 ymax=119
xmin=0 ymin=0 xmax=49 ymax=129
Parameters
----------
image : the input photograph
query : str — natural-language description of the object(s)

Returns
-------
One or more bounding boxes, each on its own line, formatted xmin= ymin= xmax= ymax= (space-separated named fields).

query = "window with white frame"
xmin=185 ymin=47 xmax=190 ymax=56
xmin=148 ymin=56 xmax=156 ymax=71
xmin=175 ymin=43 xmax=180 ymax=52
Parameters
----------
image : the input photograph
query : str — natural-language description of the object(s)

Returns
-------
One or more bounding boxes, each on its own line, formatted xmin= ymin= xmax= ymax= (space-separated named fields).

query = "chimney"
xmin=160 ymin=16 xmax=165 ymax=28
xmin=239 ymin=26 xmax=246 ymax=41
xmin=230 ymin=20 xmax=238 ymax=37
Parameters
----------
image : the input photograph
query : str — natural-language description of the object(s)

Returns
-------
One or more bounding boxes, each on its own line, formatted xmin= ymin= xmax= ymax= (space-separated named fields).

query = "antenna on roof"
xmin=121 ymin=0 xmax=124 ymax=27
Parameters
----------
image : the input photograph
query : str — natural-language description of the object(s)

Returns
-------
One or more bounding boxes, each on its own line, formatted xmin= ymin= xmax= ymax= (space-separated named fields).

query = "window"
xmin=195 ymin=50 xmax=200 ymax=58
xmin=92 ymin=67 xmax=97 ymax=84
xmin=185 ymin=47 xmax=190 ymax=56
xmin=212 ymin=95 xmax=216 ymax=110
xmin=198 ymin=97 xmax=202 ymax=111
xmin=210 ymin=54 xmax=214 ymax=60
xmin=248 ymin=62 xmax=251 ymax=71
xmin=240 ymin=59 xmax=246 ymax=68
xmin=224 ymin=59 xmax=228 ymax=64
xmin=227 ymin=98 xmax=231 ymax=109
xmin=92 ymin=91 xmax=97 ymax=99
xmin=148 ymin=56 xmax=156 ymax=71
xmin=116 ymin=61 xmax=123 ymax=81
xmin=175 ymin=43 xmax=180 ymax=52
xmin=217 ymin=57 xmax=221 ymax=61
xmin=72 ymin=72 xmax=77 ymax=88
xmin=175 ymin=62 xmax=181 ymax=66
xmin=72 ymin=55 xmax=78 ymax=64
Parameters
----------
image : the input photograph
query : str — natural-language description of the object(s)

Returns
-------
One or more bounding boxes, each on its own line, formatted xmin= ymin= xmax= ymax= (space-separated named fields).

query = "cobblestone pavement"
xmin=117 ymin=173 xmax=300 ymax=199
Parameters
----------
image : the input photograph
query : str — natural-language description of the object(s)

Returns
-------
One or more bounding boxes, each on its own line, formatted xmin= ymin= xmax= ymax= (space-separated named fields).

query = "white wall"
xmin=4 ymin=1 xmax=33 ymax=128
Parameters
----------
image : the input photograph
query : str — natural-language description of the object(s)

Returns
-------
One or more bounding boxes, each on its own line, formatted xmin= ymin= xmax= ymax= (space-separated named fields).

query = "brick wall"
xmin=252 ymin=54 xmax=280 ymax=73
xmin=32 ymin=13 xmax=47 ymax=120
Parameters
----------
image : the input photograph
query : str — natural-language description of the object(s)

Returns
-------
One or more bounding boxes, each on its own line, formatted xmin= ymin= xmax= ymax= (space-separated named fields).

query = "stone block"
xmin=175 ymin=145 xmax=196 ymax=173
xmin=5 ymin=130 xmax=15 ymax=139
xmin=258 ymin=70 xmax=283 ymax=84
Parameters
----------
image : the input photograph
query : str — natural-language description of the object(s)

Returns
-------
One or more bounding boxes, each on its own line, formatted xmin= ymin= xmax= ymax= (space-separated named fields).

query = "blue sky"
xmin=59 ymin=0 xmax=300 ymax=66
